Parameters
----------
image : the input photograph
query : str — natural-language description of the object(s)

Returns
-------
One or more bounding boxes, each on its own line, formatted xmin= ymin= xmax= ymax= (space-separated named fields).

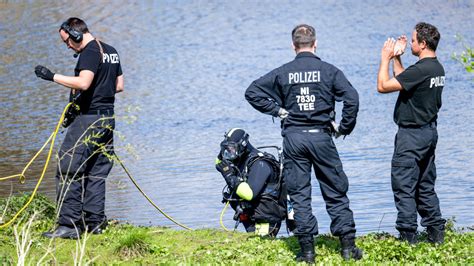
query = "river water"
xmin=0 ymin=1 xmax=473 ymax=234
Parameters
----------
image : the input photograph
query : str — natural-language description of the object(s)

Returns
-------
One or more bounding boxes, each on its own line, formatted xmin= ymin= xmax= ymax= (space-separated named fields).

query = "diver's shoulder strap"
xmin=243 ymin=151 xmax=281 ymax=189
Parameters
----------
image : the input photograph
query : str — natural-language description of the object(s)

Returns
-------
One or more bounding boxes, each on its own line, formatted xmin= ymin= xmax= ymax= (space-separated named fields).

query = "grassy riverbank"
xmin=1 ymin=194 xmax=473 ymax=264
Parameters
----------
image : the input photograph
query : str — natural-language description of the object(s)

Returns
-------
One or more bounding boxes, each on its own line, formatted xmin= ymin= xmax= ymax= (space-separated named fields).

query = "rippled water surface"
xmin=0 ymin=1 xmax=473 ymax=234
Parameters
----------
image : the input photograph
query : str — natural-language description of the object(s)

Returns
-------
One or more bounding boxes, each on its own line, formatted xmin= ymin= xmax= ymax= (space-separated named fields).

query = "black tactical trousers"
xmin=283 ymin=131 xmax=356 ymax=237
xmin=55 ymin=114 xmax=114 ymax=228
xmin=391 ymin=123 xmax=445 ymax=232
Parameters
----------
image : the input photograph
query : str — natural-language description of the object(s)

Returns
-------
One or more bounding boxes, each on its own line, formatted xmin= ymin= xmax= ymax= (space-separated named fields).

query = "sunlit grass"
xmin=114 ymin=229 xmax=152 ymax=259
xmin=0 ymin=194 xmax=473 ymax=264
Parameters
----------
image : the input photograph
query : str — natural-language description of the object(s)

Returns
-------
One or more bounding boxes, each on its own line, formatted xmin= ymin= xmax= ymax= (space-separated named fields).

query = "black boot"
xmin=296 ymin=235 xmax=315 ymax=264
xmin=398 ymin=230 xmax=418 ymax=244
xmin=86 ymin=219 xmax=108 ymax=235
xmin=427 ymin=226 xmax=444 ymax=244
xmin=340 ymin=234 xmax=363 ymax=261
xmin=42 ymin=225 xmax=82 ymax=239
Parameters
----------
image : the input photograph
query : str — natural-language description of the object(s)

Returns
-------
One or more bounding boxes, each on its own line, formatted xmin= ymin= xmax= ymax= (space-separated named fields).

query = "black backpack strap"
xmin=244 ymin=152 xmax=282 ymax=198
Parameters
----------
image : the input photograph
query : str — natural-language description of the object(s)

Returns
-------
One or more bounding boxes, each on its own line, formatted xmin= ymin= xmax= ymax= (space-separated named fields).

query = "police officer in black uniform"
xmin=34 ymin=17 xmax=124 ymax=239
xmin=377 ymin=22 xmax=446 ymax=244
xmin=216 ymin=128 xmax=288 ymax=236
xmin=245 ymin=24 xmax=362 ymax=262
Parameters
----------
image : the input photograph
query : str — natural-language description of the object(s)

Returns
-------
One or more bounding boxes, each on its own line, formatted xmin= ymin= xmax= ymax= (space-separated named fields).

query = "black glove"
xmin=222 ymin=191 xmax=232 ymax=203
xmin=216 ymin=159 xmax=234 ymax=176
xmin=34 ymin=65 xmax=55 ymax=81
xmin=216 ymin=159 xmax=240 ymax=190
xmin=62 ymin=103 xmax=80 ymax=128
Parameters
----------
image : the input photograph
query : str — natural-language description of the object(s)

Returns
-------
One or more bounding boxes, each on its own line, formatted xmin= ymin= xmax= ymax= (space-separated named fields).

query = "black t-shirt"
xmin=74 ymin=40 xmax=122 ymax=113
xmin=394 ymin=57 xmax=445 ymax=126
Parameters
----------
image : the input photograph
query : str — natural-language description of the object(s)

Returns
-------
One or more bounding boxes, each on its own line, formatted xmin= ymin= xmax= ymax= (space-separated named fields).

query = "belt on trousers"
xmin=301 ymin=128 xmax=330 ymax=133
xmin=82 ymin=109 xmax=114 ymax=116
xmin=399 ymin=121 xmax=437 ymax=129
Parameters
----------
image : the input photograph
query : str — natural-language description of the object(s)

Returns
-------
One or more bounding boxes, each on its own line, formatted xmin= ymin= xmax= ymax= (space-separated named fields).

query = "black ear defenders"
xmin=60 ymin=22 xmax=83 ymax=43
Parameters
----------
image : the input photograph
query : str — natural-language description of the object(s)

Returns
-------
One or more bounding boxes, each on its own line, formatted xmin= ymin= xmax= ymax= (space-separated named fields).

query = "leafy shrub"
xmin=452 ymin=34 xmax=474 ymax=73
xmin=0 ymin=193 xmax=55 ymax=235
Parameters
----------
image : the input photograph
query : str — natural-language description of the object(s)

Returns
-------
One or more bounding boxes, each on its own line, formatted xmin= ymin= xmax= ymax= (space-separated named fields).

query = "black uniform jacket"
xmin=245 ymin=52 xmax=359 ymax=135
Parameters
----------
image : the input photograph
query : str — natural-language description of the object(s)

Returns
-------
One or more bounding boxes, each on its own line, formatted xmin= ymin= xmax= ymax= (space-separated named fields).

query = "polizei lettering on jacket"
xmin=288 ymin=71 xmax=321 ymax=84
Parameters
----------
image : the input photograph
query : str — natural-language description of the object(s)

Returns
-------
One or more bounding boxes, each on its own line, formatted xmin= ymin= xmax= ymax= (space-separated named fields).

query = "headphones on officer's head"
xmin=60 ymin=21 xmax=83 ymax=43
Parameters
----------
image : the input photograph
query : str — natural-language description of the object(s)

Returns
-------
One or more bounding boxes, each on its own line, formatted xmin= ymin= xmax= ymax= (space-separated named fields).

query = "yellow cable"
xmin=1 ymin=103 xmax=193 ymax=231
xmin=219 ymin=201 xmax=232 ymax=232
xmin=20 ymin=133 xmax=55 ymax=179
xmin=0 ymin=103 xmax=71 ymax=229
xmin=0 ymin=133 xmax=54 ymax=184
xmin=115 ymin=156 xmax=193 ymax=231
xmin=0 ymin=174 xmax=23 ymax=182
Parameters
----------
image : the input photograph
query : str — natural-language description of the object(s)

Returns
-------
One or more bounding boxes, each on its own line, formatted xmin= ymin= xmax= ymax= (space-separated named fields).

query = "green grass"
xmin=0 ymin=194 xmax=473 ymax=264
xmin=114 ymin=227 xmax=154 ymax=259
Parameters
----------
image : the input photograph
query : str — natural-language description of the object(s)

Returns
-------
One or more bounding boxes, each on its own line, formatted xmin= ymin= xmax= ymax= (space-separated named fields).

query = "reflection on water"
xmin=0 ymin=1 xmax=473 ymax=234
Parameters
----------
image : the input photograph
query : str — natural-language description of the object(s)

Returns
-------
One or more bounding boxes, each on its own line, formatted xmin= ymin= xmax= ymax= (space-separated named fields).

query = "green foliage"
xmin=0 ymin=195 xmax=473 ymax=264
xmin=452 ymin=34 xmax=474 ymax=73
xmin=0 ymin=222 xmax=473 ymax=264
xmin=0 ymin=193 xmax=56 ymax=235
xmin=0 ymin=193 xmax=55 ymax=221
xmin=189 ymin=233 xmax=296 ymax=264
xmin=0 ymin=255 xmax=14 ymax=265
xmin=358 ymin=231 xmax=474 ymax=263
xmin=114 ymin=228 xmax=154 ymax=259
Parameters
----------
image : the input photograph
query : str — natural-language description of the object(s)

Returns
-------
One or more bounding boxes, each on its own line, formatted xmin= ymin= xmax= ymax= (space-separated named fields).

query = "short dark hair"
xmin=415 ymin=22 xmax=440 ymax=51
xmin=60 ymin=17 xmax=89 ymax=34
xmin=292 ymin=24 xmax=316 ymax=49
